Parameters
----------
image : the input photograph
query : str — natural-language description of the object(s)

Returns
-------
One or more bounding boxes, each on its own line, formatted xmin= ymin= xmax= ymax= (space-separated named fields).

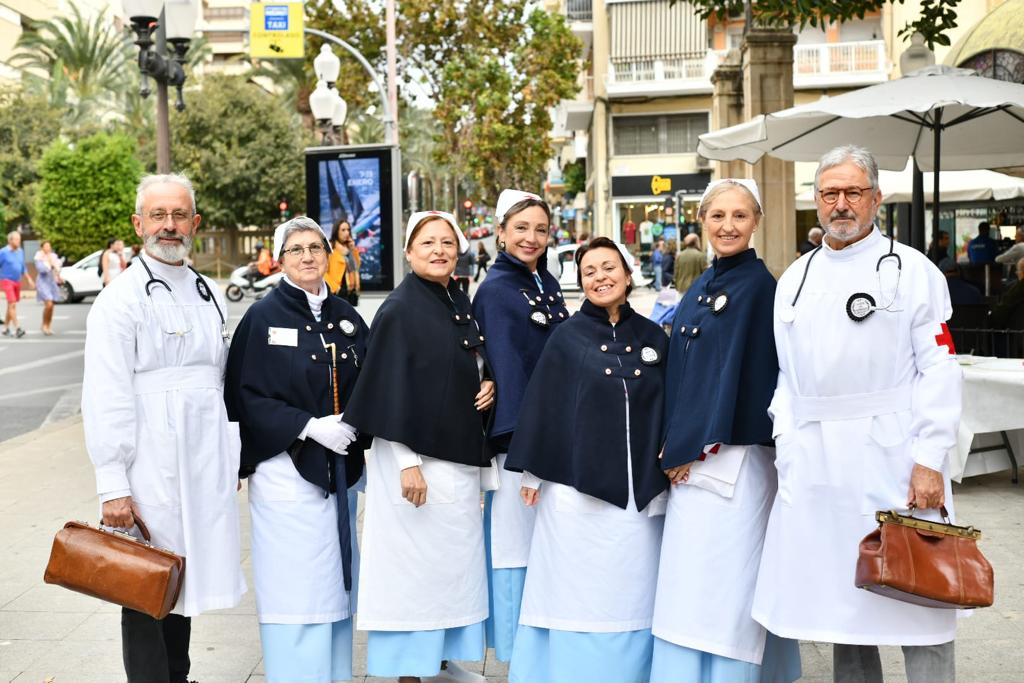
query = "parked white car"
xmin=555 ymin=243 xmax=651 ymax=291
xmin=57 ymin=250 xmax=104 ymax=303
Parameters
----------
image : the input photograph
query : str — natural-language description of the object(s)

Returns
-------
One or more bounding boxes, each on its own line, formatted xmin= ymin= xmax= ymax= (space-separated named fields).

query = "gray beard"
xmin=144 ymin=233 xmax=192 ymax=263
xmin=823 ymin=220 xmax=872 ymax=244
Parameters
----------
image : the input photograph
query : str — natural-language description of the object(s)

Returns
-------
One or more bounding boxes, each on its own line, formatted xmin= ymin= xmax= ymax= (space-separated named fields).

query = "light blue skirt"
xmin=483 ymin=490 xmax=527 ymax=662
xmin=509 ymin=624 xmax=654 ymax=683
xmin=347 ymin=487 xmax=360 ymax=613
xmin=366 ymin=621 xmax=486 ymax=677
xmin=259 ymin=619 xmax=353 ymax=683
xmin=650 ymin=633 xmax=802 ymax=683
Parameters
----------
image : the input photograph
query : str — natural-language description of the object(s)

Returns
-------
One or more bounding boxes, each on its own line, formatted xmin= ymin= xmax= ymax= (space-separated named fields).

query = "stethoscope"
xmin=138 ymin=254 xmax=229 ymax=341
xmin=783 ymin=233 xmax=902 ymax=323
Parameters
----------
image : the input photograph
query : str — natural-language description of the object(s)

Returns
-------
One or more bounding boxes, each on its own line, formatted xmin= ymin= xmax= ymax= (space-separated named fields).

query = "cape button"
xmin=479 ymin=335 xmax=485 ymax=341
xmin=311 ymin=354 xmax=317 ymax=360
xmin=305 ymin=325 xmax=312 ymax=331
xmin=548 ymin=295 xmax=555 ymax=302
xmin=341 ymin=353 xmax=348 ymax=360
xmin=697 ymin=295 xmax=704 ymax=303
xmin=467 ymin=314 xmax=472 ymax=319
xmin=454 ymin=314 xmax=461 ymax=321
xmin=559 ymin=312 xmax=565 ymax=318
xmin=600 ymin=344 xmax=608 ymax=352
xmin=327 ymin=323 xmax=334 ymax=330
xmin=692 ymin=326 xmax=701 ymax=337
xmin=634 ymin=369 xmax=641 ymax=377
xmin=462 ymin=339 xmax=469 ymax=347
xmin=604 ymin=368 xmax=612 ymax=375
xmin=625 ymin=345 xmax=632 ymax=353
xmin=536 ymin=296 xmax=542 ymax=302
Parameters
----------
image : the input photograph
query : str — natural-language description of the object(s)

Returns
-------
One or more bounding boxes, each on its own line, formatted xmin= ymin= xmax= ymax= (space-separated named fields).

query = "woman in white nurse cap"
xmin=344 ymin=209 xmax=495 ymax=683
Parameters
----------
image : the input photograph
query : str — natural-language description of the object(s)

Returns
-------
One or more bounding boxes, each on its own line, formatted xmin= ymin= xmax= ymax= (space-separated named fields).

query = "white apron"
xmin=652 ymin=444 xmax=776 ymax=664
xmin=83 ymin=257 xmax=245 ymax=617
xmin=249 ymin=452 xmax=349 ymax=624
xmin=489 ymin=452 xmax=537 ymax=568
xmin=356 ymin=438 xmax=489 ymax=631
xmin=752 ymin=229 xmax=961 ymax=646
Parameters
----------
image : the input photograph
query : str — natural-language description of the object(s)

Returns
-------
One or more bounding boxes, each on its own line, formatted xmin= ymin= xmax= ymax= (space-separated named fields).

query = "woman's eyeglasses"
xmin=282 ymin=244 xmax=327 ymax=258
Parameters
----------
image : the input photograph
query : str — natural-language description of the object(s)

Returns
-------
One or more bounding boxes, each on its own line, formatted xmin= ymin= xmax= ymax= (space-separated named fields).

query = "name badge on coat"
xmin=267 ymin=327 xmax=298 ymax=347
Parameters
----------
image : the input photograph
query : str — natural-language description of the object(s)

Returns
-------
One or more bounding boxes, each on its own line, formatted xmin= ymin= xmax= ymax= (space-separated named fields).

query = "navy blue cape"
xmin=345 ymin=273 xmax=494 ymax=467
xmin=505 ymin=300 xmax=669 ymax=510
xmin=661 ymin=248 xmax=778 ymax=468
xmin=471 ymin=252 xmax=569 ymax=450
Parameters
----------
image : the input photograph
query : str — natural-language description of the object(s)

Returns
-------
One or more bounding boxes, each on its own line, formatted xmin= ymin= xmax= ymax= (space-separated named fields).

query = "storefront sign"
xmin=612 ymin=172 xmax=710 ymax=198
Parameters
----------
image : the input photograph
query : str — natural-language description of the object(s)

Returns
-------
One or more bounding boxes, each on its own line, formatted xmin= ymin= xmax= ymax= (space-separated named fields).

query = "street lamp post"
xmin=123 ymin=0 xmax=198 ymax=173
xmin=308 ymin=45 xmax=348 ymax=145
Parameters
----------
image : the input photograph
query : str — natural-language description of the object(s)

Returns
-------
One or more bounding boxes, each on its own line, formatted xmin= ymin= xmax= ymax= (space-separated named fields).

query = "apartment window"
xmin=614 ymin=113 xmax=708 ymax=155
xmin=205 ymin=7 xmax=246 ymax=20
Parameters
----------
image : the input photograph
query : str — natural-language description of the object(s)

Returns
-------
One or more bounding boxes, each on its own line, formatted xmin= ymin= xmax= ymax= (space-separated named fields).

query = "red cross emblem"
xmin=935 ymin=322 xmax=956 ymax=355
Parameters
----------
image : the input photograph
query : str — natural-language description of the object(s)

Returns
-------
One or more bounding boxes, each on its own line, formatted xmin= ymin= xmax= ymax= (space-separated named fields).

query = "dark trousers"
xmin=121 ymin=607 xmax=192 ymax=683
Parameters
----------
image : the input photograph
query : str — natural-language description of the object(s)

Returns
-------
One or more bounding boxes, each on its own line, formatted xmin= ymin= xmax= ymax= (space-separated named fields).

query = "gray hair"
xmin=6 ymin=230 xmax=19 ymax=244
xmin=135 ymin=173 xmax=196 ymax=215
xmin=278 ymin=216 xmax=326 ymax=246
xmin=814 ymin=145 xmax=879 ymax=191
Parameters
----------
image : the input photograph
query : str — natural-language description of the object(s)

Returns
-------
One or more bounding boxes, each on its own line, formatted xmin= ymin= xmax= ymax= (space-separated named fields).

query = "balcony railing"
xmin=606 ymin=40 xmax=889 ymax=96
xmin=566 ymin=0 xmax=592 ymax=22
xmin=793 ymin=40 xmax=889 ymax=87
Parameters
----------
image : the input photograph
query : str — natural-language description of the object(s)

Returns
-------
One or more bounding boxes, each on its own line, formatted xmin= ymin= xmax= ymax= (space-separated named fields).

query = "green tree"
xmin=12 ymin=6 xmax=134 ymax=127
xmin=306 ymin=0 xmax=582 ymax=197
xmin=168 ymin=75 xmax=309 ymax=229
xmin=34 ymin=132 xmax=142 ymax=260
xmin=686 ymin=0 xmax=962 ymax=48
xmin=0 ymin=88 xmax=64 ymax=230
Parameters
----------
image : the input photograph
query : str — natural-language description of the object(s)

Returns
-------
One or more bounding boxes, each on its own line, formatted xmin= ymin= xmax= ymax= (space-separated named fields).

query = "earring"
xmin=498 ymin=240 xmax=506 ymax=251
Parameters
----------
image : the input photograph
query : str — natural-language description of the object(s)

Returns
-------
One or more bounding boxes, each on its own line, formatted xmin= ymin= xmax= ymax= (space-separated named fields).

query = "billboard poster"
xmin=305 ymin=145 xmax=397 ymax=290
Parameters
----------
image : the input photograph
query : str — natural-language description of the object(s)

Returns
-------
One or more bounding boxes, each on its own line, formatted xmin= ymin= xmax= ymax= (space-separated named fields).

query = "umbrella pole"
xmin=912 ymin=158 xmax=925 ymax=250
xmin=933 ymin=108 xmax=943 ymax=256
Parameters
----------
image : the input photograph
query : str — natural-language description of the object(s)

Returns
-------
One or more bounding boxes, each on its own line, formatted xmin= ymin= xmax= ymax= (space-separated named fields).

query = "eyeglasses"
xmin=818 ymin=187 xmax=874 ymax=205
xmin=282 ymin=243 xmax=327 ymax=258
xmin=147 ymin=210 xmax=193 ymax=224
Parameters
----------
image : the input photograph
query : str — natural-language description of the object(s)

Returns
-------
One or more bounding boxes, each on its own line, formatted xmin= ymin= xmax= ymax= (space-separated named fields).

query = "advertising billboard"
xmin=305 ymin=144 xmax=401 ymax=291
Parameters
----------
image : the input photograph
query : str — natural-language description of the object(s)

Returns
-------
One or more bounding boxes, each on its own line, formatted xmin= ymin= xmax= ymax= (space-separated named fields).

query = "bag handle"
xmin=908 ymin=503 xmax=951 ymax=524
xmin=100 ymin=511 xmax=151 ymax=542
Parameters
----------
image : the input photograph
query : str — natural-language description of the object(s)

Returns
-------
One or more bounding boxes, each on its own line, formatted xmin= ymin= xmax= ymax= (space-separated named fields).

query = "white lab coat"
xmin=652 ymin=444 xmax=776 ymax=664
xmin=489 ymin=452 xmax=536 ymax=568
xmin=355 ymin=438 xmax=489 ymax=631
xmin=752 ymin=228 xmax=962 ymax=646
xmin=82 ymin=255 xmax=245 ymax=617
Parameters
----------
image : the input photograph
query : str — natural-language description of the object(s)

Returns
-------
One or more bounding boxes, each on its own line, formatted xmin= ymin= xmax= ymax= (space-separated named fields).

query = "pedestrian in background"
xmin=652 ymin=238 xmax=665 ymax=290
xmin=103 ymin=238 xmax=126 ymax=286
xmin=0 ymin=230 xmax=34 ymax=338
xmin=662 ymin=238 xmax=676 ymax=287
xmin=326 ymin=218 xmax=362 ymax=306
xmin=33 ymin=240 xmax=62 ymax=335
xmin=474 ymin=242 xmax=491 ymax=282
xmin=673 ymin=233 xmax=707 ymax=295
xmin=454 ymin=242 xmax=475 ymax=294
xmin=82 ymin=173 xmax=245 ymax=683
xmin=798 ymin=226 xmax=824 ymax=256
xmin=967 ymin=221 xmax=998 ymax=265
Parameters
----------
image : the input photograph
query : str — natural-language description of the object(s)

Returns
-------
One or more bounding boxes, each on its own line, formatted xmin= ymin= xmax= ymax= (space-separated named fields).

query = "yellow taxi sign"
xmin=651 ymin=175 xmax=672 ymax=195
xmin=250 ymin=2 xmax=304 ymax=59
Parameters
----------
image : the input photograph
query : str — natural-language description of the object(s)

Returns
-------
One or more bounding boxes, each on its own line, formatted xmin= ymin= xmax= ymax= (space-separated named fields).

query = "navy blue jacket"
xmin=345 ymin=273 xmax=494 ymax=467
xmin=661 ymin=248 xmax=778 ymax=469
xmin=472 ymin=252 xmax=569 ymax=450
xmin=505 ymin=300 xmax=669 ymax=510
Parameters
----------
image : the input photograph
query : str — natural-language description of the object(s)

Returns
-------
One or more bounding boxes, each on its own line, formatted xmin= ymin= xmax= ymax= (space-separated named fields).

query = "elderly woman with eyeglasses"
xmin=225 ymin=216 xmax=370 ymax=683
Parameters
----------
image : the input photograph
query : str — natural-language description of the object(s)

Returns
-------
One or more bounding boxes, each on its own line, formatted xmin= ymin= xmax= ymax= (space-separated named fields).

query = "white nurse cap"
xmin=404 ymin=210 xmax=469 ymax=254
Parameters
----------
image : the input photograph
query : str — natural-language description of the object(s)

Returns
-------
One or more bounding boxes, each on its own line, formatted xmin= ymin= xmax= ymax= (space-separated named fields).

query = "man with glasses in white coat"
xmin=753 ymin=145 xmax=961 ymax=683
xmin=82 ymin=174 xmax=245 ymax=683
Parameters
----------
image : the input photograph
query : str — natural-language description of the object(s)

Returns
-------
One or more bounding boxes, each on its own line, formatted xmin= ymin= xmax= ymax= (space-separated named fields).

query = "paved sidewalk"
xmin=2 ymin=396 xmax=1024 ymax=681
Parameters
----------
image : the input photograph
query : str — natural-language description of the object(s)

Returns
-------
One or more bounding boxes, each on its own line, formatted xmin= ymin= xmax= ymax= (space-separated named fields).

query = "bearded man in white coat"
xmin=82 ymin=174 xmax=245 ymax=683
xmin=752 ymin=145 xmax=961 ymax=683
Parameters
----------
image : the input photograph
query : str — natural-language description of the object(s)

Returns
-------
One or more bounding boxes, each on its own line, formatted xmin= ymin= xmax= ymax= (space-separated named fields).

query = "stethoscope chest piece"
xmin=779 ymin=307 xmax=796 ymax=324
xmin=846 ymin=292 xmax=877 ymax=322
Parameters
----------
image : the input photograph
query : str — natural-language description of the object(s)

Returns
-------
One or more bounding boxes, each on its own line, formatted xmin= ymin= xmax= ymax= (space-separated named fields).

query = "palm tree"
xmin=12 ymin=5 xmax=134 ymax=125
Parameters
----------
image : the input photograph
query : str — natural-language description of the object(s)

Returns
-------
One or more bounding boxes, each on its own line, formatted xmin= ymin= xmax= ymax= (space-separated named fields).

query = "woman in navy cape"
xmin=504 ymin=237 xmax=669 ymax=683
xmin=649 ymin=180 xmax=801 ymax=683
xmin=471 ymin=189 xmax=570 ymax=663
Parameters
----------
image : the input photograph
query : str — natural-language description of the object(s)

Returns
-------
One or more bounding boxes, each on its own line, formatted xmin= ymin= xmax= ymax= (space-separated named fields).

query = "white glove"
xmin=306 ymin=415 xmax=358 ymax=454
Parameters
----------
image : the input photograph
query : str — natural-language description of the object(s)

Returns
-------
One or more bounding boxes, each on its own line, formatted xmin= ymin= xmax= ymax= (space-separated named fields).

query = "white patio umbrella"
xmin=698 ymin=66 xmax=1024 ymax=245
xmin=794 ymin=162 xmax=1024 ymax=210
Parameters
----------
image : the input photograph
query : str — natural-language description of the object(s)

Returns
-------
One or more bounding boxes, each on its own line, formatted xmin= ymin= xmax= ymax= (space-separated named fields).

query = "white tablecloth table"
xmin=952 ymin=357 xmax=1024 ymax=482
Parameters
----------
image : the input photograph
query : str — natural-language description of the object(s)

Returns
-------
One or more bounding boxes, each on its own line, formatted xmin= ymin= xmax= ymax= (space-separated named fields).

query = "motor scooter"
xmin=225 ymin=265 xmax=283 ymax=302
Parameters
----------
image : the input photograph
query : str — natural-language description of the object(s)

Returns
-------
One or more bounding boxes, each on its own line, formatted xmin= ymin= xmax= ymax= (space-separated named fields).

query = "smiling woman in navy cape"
xmin=224 ymin=217 xmax=369 ymax=683
xmin=504 ymin=237 xmax=668 ymax=683
xmin=343 ymin=210 xmax=497 ymax=683
xmin=470 ymin=189 xmax=570 ymax=663
xmin=650 ymin=180 xmax=801 ymax=683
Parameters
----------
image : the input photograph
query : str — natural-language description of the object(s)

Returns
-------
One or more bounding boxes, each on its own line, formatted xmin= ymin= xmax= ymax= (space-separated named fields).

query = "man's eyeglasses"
xmin=818 ymin=187 xmax=874 ymax=205
xmin=282 ymin=243 xmax=327 ymax=258
xmin=147 ymin=210 xmax=193 ymax=224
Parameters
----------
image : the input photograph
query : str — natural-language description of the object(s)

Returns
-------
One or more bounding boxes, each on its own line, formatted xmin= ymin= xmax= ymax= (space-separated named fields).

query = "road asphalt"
xmin=2 ymin=278 xmax=1023 ymax=681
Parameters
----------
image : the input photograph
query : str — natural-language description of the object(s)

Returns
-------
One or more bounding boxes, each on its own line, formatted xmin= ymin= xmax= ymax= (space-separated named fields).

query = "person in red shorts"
xmin=0 ymin=231 xmax=34 ymax=338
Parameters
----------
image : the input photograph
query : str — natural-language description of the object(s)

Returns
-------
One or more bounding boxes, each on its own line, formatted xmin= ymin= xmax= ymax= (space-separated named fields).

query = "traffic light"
xmin=663 ymin=196 xmax=675 ymax=216
xmin=279 ymin=201 xmax=289 ymax=221
xmin=463 ymin=199 xmax=474 ymax=221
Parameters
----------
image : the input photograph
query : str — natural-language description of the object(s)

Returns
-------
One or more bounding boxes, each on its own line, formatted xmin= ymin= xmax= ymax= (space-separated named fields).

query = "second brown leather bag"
xmin=43 ymin=516 xmax=185 ymax=619
xmin=856 ymin=507 xmax=993 ymax=609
